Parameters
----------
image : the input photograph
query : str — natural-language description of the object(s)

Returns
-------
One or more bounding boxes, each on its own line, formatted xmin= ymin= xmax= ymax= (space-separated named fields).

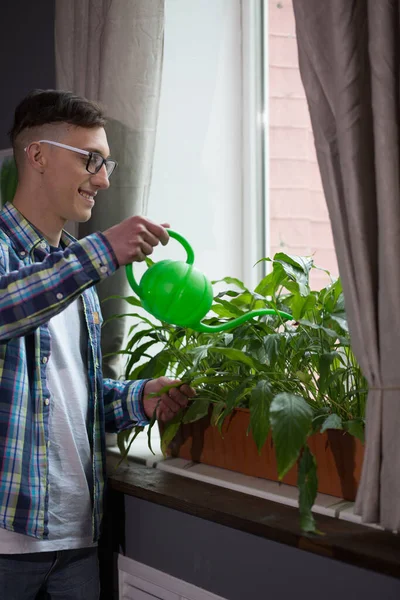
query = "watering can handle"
xmin=125 ymin=229 xmax=195 ymax=297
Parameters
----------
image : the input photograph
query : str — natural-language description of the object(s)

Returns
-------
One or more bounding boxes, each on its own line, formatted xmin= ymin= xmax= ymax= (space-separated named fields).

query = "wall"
xmin=124 ymin=495 xmax=400 ymax=600
xmin=268 ymin=0 xmax=338 ymax=289
xmin=0 ymin=1 xmax=56 ymax=149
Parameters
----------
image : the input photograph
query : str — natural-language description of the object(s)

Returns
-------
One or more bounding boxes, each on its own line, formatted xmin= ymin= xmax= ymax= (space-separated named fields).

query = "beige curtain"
xmin=293 ymin=0 xmax=400 ymax=530
xmin=55 ymin=0 xmax=165 ymax=378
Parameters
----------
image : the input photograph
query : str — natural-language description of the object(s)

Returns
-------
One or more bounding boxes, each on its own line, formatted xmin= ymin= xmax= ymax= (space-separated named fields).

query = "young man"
xmin=0 ymin=89 xmax=195 ymax=599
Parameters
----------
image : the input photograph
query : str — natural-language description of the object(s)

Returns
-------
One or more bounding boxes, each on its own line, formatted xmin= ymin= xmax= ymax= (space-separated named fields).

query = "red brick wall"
xmin=268 ymin=0 xmax=338 ymax=289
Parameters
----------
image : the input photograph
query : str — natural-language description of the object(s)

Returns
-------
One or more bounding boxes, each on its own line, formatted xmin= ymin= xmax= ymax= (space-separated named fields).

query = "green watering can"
xmin=125 ymin=230 xmax=292 ymax=333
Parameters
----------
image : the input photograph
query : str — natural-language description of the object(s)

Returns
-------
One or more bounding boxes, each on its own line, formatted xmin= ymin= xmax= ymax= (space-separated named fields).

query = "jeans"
xmin=0 ymin=547 xmax=100 ymax=599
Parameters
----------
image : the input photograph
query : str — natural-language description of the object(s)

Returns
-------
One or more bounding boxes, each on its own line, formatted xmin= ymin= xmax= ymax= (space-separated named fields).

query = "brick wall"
xmin=268 ymin=0 xmax=338 ymax=289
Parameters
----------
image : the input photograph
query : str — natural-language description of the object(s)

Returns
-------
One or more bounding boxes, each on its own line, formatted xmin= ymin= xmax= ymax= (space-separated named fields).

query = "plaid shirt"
xmin=0 ymin=203 xmax=149 ymax=541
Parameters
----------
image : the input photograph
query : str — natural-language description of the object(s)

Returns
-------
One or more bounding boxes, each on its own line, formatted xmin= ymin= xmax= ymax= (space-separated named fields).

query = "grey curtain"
xmin=55 ymin=0 xmax=165 ymax=378
xmin=292 ymin=0 xmax=400 ymax=530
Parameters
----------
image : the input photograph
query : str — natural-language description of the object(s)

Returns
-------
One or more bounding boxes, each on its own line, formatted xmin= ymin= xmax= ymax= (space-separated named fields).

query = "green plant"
xmin=0 ymin=156 xmax=18 ymax=205
xmin=113 ymin=253 xmax=367 ymax=533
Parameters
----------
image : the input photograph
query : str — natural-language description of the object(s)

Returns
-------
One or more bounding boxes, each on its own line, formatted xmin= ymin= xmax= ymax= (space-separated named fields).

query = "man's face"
xmin=40 ymin=125 xmax=111 ymax=224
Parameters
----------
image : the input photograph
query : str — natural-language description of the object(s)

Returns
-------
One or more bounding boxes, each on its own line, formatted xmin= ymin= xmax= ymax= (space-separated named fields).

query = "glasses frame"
xmin=24 ymin=140 xmax=118 ymax=178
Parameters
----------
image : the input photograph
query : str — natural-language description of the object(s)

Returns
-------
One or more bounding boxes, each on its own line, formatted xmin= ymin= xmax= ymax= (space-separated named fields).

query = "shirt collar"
xmin=0 ymin=202 xmax=76 ymax=255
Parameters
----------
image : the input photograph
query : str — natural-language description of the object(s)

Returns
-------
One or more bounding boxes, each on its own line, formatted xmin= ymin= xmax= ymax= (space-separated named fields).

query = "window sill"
xmin=106 ymin=429 xmax=379 ymax=530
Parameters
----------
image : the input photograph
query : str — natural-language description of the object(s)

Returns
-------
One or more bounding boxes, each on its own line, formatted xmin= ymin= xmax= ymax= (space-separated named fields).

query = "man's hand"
xmin=103 ymin=216 xmax=170 ymax=266
xmin=142 ymin=377 xmax=196 ymax=422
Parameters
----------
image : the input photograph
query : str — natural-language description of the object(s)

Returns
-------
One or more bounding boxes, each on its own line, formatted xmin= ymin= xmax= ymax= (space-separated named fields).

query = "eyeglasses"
xmin=25 ymin=140 xmax=118 ymax=178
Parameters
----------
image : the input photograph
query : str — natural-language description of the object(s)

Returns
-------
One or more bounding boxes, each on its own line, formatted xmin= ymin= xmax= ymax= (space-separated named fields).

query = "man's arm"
xmin=103 ymin=376 xmax=195 ymax=433
xmin=0 ymin=232 xmax=117 ymax=342
xmin=103 ymin=377 xmax=150 ymax=433
xmin=0 ymin=213 xmax=169 ymax=343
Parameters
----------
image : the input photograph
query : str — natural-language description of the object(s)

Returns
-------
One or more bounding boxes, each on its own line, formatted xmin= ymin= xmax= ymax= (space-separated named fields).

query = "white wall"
xmin=147 ymin=0 xmax=243 ymax=284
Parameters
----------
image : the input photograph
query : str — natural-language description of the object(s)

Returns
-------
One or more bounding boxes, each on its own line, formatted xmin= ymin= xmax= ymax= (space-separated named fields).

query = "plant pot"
xmin=164 ymin=408 xmax=364 ymax=501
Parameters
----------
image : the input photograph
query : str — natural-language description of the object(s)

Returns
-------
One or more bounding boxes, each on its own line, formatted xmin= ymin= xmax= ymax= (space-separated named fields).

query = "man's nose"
xmin=91 ymin=164 xmax=110 ymax=189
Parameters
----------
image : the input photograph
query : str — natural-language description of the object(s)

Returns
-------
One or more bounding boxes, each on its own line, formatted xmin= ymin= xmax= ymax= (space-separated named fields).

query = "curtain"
xmin=292 ymin=0 xmax=400 ymax=530
xmin=55 ymin=0 xmax=165 ymax=378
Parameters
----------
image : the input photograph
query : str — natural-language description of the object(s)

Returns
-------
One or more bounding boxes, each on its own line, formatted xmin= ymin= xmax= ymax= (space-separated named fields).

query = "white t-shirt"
xmin=0 ymin=296 xmax=96 ymax=552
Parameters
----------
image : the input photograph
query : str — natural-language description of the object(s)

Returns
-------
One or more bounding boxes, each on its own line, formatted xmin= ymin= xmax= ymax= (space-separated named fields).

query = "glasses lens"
xmin=105 ymin=160 xmax=117 ymax=178
xmin=87 ymin=153 xmax=117 ymax=178
xmin=88 ymin=153 xmax=104 ymax=174
xmin=87 ymin=154 xmax=117 ymax=178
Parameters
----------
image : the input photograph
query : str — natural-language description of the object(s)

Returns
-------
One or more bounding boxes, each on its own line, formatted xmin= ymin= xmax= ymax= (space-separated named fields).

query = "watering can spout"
xmin=125 ymin=229 xmax=292 ymax=331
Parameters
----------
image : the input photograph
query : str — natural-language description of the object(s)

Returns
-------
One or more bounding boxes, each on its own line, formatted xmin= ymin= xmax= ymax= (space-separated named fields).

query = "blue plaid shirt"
xmin=0 ymin=203 xmax=149 ymax=541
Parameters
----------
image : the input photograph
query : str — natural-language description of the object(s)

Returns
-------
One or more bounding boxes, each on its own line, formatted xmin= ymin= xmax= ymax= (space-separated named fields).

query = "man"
xmin=0 ymin=89 xmax=195 ymax=598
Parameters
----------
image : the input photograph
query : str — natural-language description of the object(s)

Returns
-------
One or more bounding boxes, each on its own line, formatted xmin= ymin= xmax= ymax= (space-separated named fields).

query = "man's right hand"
xmin=103 ymin=216 xmax=170 ymax=266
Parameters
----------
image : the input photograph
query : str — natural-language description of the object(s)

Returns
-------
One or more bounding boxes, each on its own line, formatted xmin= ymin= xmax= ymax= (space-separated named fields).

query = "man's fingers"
xmin=141 ymin=231 xmax=162 ymax=248
xmin=134 ymin=249 xmax=145 ymax=262
xmin=161 ymin=393 xmax=180 ymax=412
xmin=145 ymin=220 xmax=170 ymax=246
xmin=179 ymin=384 xmax=196 ymax=399
xmin=140 ymin=241 xmax=155 ymax=256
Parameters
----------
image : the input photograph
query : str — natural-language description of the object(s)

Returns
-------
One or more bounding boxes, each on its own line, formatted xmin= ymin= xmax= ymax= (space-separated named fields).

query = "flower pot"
xmin=165 ymin=408 xmax=364 ymax=501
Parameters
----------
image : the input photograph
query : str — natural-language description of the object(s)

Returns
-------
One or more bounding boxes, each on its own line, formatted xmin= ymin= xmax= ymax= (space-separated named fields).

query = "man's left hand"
xmin=142 ymin=377 xmax=196 ymax=422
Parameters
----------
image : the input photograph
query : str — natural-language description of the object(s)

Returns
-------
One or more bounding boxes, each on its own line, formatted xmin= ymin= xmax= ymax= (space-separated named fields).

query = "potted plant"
xmin=114 ymin=253 xmax=367 ymax=533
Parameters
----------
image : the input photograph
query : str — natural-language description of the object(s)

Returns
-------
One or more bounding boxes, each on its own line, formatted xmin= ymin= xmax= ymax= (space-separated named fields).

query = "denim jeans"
xmin=0 ymin=547 xmax=100 ymax=599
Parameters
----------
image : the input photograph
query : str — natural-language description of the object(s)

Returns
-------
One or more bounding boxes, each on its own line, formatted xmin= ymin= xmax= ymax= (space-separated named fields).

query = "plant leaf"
xmin=270 ymin=392 xmax=313 ymax=479
xmin=211 ymin=299 xmax=245 ymax=318
xmin=187 ymin=344 xmax=211 ymax=367
xmin=230 ymin=291 xmax=255 ymax=309
xmin=311 ymin=407 xmax=331 ymax=433
xmin=343 ymin=418 xmax=365 ymax=444
xmin=318 ymin=352 xmax=340 ymax=393
xmin=208 ymin=347 xmax=256 ymax=368
xmin=135 ymin=351 xmax=171 ymax=379
xmin=289 ymin=293 xmax=317 ymax=320
xmin=116 ymin=425 xmax=145 ymax=468
xmin=117 ymin=428 xmax=131 ymax=456
xmin=211 ymin=401 xmax=226 ymax=428
xmin=0 ymin=157 xmax=18 ymax=204
xmin=211 ymin=276 xmax=248 ymax=291
xmin=161 ymin=413 xmax=183 ymax=455
xmin=182 ymin=398 xmax=211 ymax=423
xmin=273 ymin=253 xmax=313 ymax=297
xmin=320 ymin=413 xmax=343 ymax=433
xmin=225 ymin=379 xmax=253 ymax=411
xmin=297 ymin=446 xmax=318 ymax=533
xmin=330 ymin=315 xmax=349 ymax=332
xmin=121 ymin=296 xmax=143 ymax=307
xmin=254 ymin=270 xmax=281 ymax=297
xmin=263 ymin=334 xmax=281 ymax=364
xmin=249 ymin=381 xmax=273 ymax=453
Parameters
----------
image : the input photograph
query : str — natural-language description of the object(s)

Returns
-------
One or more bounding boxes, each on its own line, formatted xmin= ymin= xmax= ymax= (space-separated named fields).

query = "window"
xmin=242 ymin=0 xmax=338 ymax=290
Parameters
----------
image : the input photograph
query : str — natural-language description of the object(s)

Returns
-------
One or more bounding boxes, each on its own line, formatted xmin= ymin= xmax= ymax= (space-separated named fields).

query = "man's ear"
xmin=25 ymin=142 xmax=47 ymax=174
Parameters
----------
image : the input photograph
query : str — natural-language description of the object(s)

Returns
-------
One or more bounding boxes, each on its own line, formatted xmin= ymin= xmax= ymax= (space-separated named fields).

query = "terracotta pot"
xmin=165 ymin=408 xmax=364 ymax=501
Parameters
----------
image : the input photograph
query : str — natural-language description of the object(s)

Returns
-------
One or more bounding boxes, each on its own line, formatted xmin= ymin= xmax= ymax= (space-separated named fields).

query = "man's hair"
xmin=9 ymin=89 xmax=106 ymax=146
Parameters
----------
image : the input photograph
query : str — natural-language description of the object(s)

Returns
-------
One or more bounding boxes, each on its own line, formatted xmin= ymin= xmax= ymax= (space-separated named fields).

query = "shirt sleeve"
xmin=0 ymin=232 xmax=118 ymax=342
xmin=103 ymin=378 xmax=151 ymax=433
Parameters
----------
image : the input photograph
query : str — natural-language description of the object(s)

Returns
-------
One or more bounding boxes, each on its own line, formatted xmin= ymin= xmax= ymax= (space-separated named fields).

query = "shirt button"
xmin=19 ymin=251 xmax=26 ymax=257
xmin=44 ymin=398 xmax=50 ymax=406
xmin=42 ymin=356 xmax=48 ymax=364
xmin=39 ymin=241 xmax=47 ymax=249
xmin=100 ymin=266 xmax=108 ymax=274
xmin=56 ymin=293 xmax=63 ymax=300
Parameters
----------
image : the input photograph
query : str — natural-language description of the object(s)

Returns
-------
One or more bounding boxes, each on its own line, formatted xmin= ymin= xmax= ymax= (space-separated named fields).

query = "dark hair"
xmin=9 ymin=89 xmax=106 ymax=145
